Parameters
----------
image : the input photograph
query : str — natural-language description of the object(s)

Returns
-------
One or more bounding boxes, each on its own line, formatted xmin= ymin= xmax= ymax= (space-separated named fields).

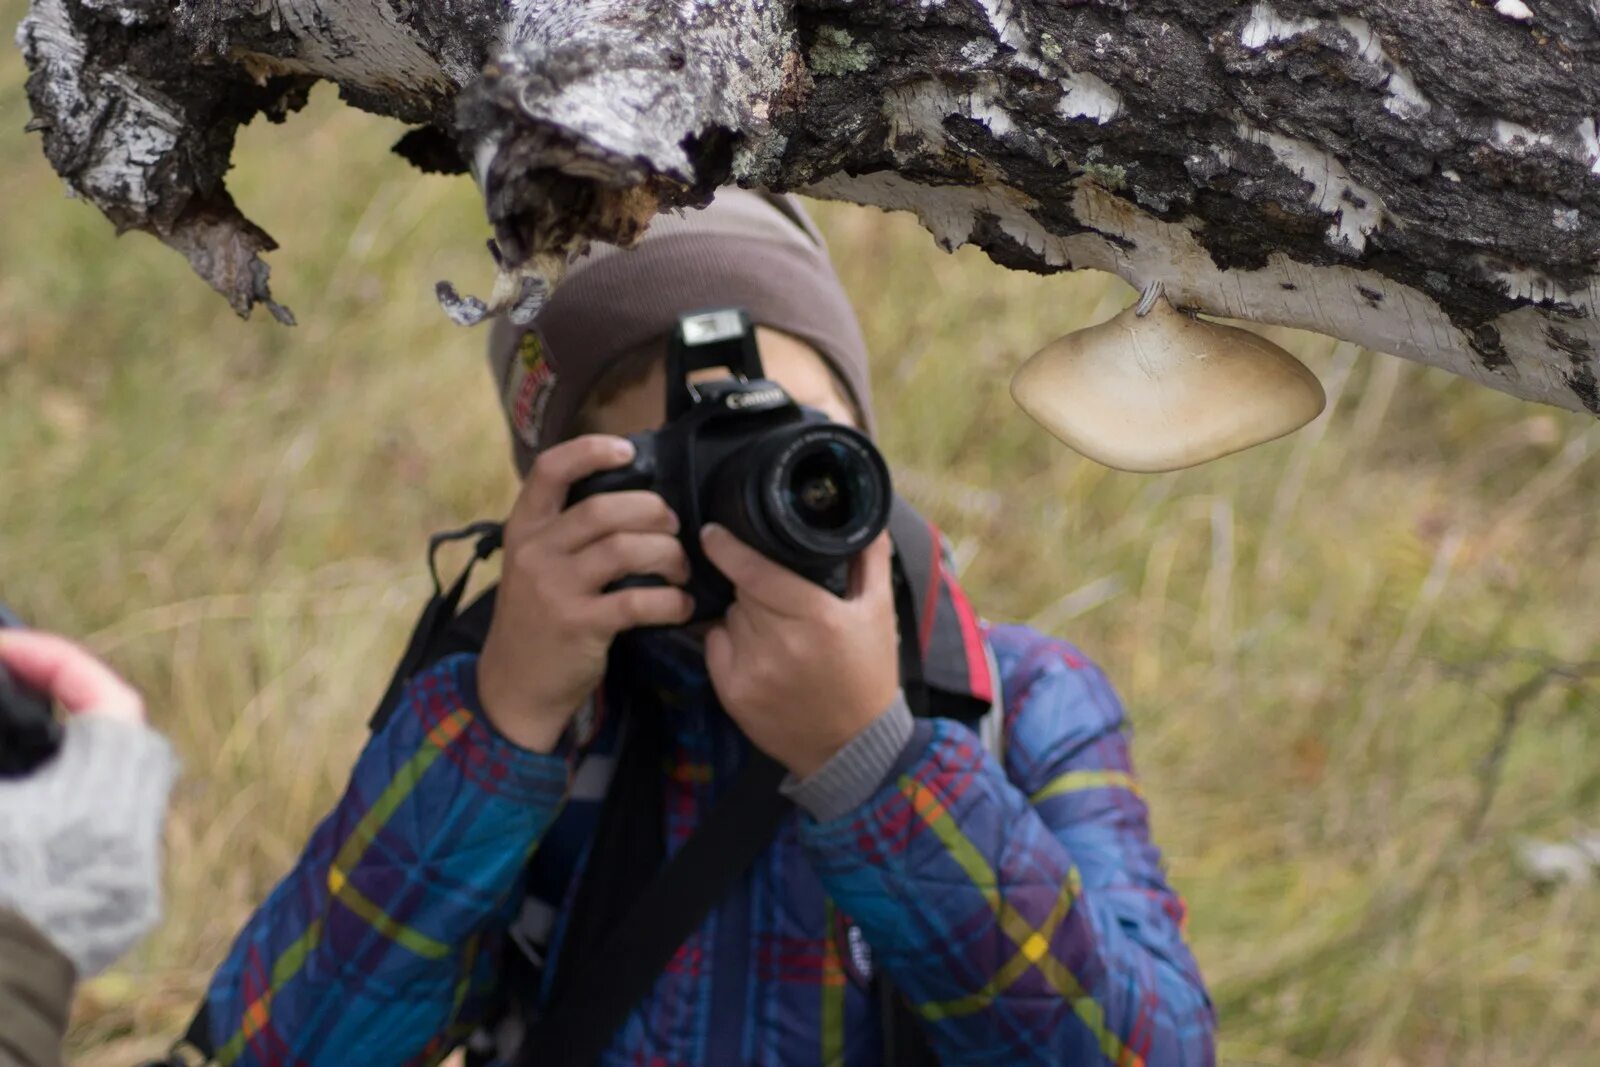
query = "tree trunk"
xmin=16 ymin=0 xmax=1600 ymax=415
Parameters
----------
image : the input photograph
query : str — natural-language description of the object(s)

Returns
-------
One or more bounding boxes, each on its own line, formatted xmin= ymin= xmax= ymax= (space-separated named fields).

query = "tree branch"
xmin=15 ymin=0 xmax=1600 ymax=415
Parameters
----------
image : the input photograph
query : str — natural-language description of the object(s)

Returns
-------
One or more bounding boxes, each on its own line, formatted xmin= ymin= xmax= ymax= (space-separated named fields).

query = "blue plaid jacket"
xmin=201 ymin=623 xmax=1214 ymax=1065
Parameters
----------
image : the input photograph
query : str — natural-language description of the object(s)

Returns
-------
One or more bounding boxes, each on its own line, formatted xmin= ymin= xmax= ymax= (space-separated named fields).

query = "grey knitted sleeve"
xmin=780 ymin=692 xmax=914 ymax=823
xmin=0 ymin=715 xmax=177 ymax=978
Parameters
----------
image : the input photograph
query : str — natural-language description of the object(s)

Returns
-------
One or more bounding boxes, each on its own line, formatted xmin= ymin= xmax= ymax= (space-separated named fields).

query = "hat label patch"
xmin=506 ymin=329 xmax=558 ymax=448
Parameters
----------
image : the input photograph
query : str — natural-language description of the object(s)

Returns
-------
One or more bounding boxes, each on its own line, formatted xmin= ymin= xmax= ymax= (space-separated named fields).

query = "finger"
xmin=587 ymin=585 xmax=696 ymax=634
xmin=550 ymin=491 xmax=679 ymax=553
xmin=0 ymin=631 xmax=144 ymax=722
xmin=700 ymin=524 xmax=824 ymax=616
xmin=573 ymin=532 xmax=691 ymax=591
xmin=847 ymin=532 xmax=894 ymax=603
xmin=510 ymin=435 xmax=636 ymax=526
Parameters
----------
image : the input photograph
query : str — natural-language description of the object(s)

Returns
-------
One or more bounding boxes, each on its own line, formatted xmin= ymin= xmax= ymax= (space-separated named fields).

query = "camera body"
xmin=568 ymin=308 xmax=892 ymax=623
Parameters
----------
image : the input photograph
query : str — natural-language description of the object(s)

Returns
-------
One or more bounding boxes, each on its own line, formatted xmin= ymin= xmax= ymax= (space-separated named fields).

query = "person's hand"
xmin=700 ymin=525 xmax=900 ymax=779
xmin=0 ymin=630 xmax=172 ymax=979
xmin=0 ymin=629 xmax=145 ymax=724
xmin=478 ymin=435 xmax=695 ymax=752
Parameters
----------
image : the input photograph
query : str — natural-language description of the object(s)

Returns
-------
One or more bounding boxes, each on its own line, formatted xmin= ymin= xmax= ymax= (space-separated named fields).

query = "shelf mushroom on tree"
xmin=15 ymin=0 xmax=1600 ymax=464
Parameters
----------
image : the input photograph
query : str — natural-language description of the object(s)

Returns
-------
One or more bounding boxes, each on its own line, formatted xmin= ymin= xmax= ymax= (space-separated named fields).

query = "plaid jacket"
xmin=202 ymin=623 xmax=1215 ymax=1065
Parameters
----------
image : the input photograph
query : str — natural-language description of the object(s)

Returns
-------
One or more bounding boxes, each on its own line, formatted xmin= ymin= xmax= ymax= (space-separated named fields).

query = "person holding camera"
xmin=195 ymin=190 xmax=1215 ymax=1065
xmin=0 ymin=629 xmax=175 ymax=1067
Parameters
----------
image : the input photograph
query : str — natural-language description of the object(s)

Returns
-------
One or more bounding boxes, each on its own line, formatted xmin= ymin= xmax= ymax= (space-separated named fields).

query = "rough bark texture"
xmin=15 ymin=0 xmax=1600 ymax=414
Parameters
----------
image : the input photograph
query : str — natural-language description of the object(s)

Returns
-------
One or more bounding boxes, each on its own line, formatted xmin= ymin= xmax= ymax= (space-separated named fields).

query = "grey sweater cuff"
xmin=780 ymin=692 xmax=914 ymax=823
xmin=0 ymin=715 xmax=177 ymax=978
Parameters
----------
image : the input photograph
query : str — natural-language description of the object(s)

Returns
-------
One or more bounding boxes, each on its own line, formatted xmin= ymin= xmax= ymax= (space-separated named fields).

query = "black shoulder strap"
xmin=515 ymin=751 xmax=792 ymax=1066
xmin=369 ymin=521 xmax=503 ymax=732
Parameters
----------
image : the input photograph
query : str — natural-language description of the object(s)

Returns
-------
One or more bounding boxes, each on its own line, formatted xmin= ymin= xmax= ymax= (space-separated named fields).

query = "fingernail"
xmin=613 ymin=438 xmax=635 ymax=460
xmin=700 ymin=523 xmax=723 ymax=542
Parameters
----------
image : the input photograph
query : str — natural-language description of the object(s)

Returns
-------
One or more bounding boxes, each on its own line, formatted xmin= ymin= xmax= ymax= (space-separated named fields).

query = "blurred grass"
xmin=4 ymin=12 xmax=1600 ymax=1065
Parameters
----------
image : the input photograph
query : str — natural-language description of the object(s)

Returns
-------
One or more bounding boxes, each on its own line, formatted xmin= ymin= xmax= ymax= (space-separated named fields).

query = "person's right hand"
xmin=0 ymin=629 xmax=145 ymax=724
xmin=477 ymin=435 xmax=694 ymax=752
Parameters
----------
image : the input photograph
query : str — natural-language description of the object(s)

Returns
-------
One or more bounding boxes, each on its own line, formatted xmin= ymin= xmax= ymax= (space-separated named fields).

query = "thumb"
xmin=847 ymin=531 xmax=894 ymax=603
xmin=0 ymin=631 xmax=145 ymax=722
xmin=703 ymin=622 xmax=736 ymax=688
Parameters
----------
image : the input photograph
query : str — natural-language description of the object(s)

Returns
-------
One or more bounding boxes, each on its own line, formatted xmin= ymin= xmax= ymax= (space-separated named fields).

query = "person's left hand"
xmin=700 ymin=525 xmax=900 ymax=779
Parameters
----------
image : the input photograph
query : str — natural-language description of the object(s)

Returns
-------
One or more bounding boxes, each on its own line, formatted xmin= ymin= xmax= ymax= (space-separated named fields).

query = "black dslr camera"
xmin=568 ymin=308 xmax=892 ymax=622
xmin=0 ymin=603 xmax=63 ymax=777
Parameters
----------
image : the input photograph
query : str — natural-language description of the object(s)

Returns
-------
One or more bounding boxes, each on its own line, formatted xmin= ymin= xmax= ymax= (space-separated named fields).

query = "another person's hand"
xmin=478 ymin=435 xmax=696 ymax=753
xmin=700 ymin=526 xmax=900 ymax=779
xmin=0 ymin=629 xmax=145 ymax=724
xmin=0 ymin=630 xmax=173 ymax=979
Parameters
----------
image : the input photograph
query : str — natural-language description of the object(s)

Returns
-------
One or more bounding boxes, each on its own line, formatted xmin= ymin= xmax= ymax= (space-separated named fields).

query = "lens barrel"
xmin=705 ymin=423 xmax=890 ymax=572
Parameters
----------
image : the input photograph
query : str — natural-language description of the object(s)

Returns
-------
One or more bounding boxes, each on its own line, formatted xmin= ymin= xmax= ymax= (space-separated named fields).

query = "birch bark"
xmin=17 ymin=0 xmax=1600 ymax=413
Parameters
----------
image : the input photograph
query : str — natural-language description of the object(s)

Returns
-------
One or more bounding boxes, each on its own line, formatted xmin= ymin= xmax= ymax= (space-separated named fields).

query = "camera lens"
xmin=703 ymin=421 xmax=891 ymax=575
xmin=762 ymin=426 xmax=889 ymax=559
xmin=784 ymin=444 xmax=857 ymax=532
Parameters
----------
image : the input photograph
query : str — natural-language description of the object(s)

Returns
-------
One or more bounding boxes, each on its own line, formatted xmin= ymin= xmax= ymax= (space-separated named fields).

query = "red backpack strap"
xmin=887 ymin=497 xmax=997 ymax=723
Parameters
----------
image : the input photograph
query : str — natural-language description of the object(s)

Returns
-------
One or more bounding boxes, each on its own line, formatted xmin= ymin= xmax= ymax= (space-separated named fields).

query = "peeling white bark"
xmin=1576 ymin=117 xmax=1600 ymax=174
xmin=1241 ymin=4 xmax=1432 ymax=120
xmin=15 ymin=0 xmax=182 ymax=221
xmin=1234 ymin=123 xmax=1389 ymax=252
xmin=1333 ymin=16 xmax=1430 ymax=119
xmin=1240 ymin=3 xmax=1318 ymax=48
xmin=251 ymin=0 xmax=465 ymax=90
xmin=488 ymin=0 xmax=793 ymax=184
xmin=1496 ymin=0 xmax=1537 ymax=22
xmin=1056 ymin=70 xmax=1122 ymax=125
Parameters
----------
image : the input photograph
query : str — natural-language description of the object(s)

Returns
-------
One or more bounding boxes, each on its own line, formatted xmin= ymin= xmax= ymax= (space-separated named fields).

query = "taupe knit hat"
xmin=488 ymin=188 xmax=875 ymax=477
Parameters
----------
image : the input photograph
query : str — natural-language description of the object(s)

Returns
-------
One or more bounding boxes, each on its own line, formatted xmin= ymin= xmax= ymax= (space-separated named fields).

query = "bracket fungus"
xmin=1010 ymin=284 xmax=1327 ymax=472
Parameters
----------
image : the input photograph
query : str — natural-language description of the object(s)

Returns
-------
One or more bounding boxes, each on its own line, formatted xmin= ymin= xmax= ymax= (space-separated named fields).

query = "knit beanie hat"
xmin=487 ymin=188 xmax=875 ymax=477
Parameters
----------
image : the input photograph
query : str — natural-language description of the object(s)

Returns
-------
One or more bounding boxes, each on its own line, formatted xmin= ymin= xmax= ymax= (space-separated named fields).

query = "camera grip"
xmin=560 ymin=443 xmax=680 ymax=600
xmin=565 ymin=440 xmax=658 ymax=507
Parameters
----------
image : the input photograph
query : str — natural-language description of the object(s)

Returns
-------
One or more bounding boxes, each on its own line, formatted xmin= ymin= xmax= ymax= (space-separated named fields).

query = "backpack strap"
xmin=885 ymin=497 xmax=995 ymax=726
xmin=369 ymin=520 xmax=503 ymax=732
xmin=512 ymin=746 xmax=793 ymax=1066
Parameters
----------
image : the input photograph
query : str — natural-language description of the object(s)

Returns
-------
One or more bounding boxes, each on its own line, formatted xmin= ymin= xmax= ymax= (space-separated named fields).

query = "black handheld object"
xmin=568 ymin=307 xmax=892 ymax=623
xmin=0 ymin=603 xmax=63 ymax=777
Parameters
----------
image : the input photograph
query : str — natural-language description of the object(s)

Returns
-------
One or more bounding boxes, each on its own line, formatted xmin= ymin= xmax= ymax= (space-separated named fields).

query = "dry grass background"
xmin=4 ymin=15 xmax=1600 ymax=1065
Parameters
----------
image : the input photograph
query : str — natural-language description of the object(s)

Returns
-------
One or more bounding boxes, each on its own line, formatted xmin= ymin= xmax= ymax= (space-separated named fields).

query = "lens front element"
xmin=786 ymin=443 xmax=859 ymax=532
xmin=764 ymin=427 xmax=890 ymax=560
